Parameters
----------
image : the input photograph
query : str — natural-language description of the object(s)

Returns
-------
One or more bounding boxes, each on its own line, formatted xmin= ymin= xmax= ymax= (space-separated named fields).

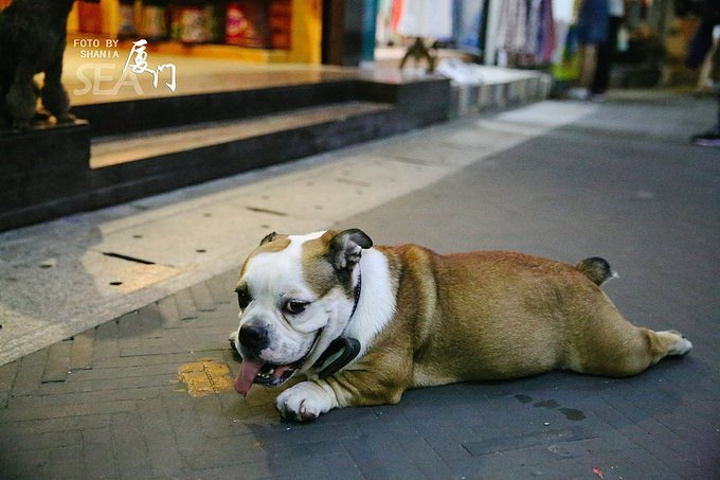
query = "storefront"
xmin=1 ymin=0 xmax=704 ymax=79
xmin=66 ymin=0 xmax=322 ymax=63
xmin=375 ymin=0 xmax=700 ymax=80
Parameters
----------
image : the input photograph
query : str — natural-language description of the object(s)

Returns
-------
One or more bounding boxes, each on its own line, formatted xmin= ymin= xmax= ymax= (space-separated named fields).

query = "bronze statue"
xmin=0 ymin=0 xmax=77 ymax=129
xmin=400 ymin=37 xmax=437 ymax=74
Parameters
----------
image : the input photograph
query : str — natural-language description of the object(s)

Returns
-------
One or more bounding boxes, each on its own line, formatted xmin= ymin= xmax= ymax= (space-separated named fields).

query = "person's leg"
xmin=579 ymin=44 xmax=598 ymax=88
xmin=592 ymin=16 xmax=621 ymax=96
xmin=691 ymin=92 xmax=720 ymax=146
xmin=592 ymin=42 xmax=610 ymax=95
xmin=568 ymin=44 xmax=598 ymax=100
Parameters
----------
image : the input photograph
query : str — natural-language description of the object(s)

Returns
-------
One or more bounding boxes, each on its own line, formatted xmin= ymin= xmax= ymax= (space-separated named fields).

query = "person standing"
xmin=687 ymin=0 xmax=720 ymax=146
xmin=591 ymin=0 xmax=625 ymax=101
xmin=568 ymin=0 xmax=610 ymax=100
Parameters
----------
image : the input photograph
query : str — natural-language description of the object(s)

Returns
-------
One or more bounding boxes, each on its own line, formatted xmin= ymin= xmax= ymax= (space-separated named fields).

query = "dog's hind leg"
xmin=647 ymin=329 xmax=693 ymax=362
xmin=566 ymin=298 xmax=692 ymax=378
xmin=5 ymin=62 xmax=37 ymax=129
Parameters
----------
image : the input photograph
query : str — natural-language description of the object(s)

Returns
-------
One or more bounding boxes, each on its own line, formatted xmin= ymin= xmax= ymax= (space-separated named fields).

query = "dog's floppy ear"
xmin=328 ymin=229 xmax=373 ymax=270
xmin=259 ymin=232 xmax=278 ymax=246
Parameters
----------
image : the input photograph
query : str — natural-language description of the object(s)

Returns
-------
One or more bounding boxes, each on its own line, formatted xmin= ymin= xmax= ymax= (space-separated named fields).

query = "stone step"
xmin=90 ymin=101 xmax=393 ymax=169
xmin=72 ymin=79 xmax=361 ymax=138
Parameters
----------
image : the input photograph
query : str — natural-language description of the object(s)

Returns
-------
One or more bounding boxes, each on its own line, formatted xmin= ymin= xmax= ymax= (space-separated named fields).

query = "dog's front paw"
xmin=276 ymin=381 xmax=338 ymax=422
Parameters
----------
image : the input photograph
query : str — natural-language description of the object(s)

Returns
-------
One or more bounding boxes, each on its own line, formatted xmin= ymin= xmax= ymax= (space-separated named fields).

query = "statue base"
xmin=0 ymin=120 xmax=91 ymax=229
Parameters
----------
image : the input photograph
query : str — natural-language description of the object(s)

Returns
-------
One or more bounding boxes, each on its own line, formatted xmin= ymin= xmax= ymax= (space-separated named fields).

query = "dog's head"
xmin=232 ymin=229 xmax=372 ymax=396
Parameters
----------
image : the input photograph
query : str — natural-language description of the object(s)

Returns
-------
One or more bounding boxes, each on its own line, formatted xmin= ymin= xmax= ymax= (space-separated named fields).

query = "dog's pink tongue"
xmin=234 ymin=359 xmax=264 ymax=396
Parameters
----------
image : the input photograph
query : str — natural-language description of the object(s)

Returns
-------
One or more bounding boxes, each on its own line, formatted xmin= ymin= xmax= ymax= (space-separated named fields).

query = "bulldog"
xmin=230 ymin=229 xmax=692 ymax=421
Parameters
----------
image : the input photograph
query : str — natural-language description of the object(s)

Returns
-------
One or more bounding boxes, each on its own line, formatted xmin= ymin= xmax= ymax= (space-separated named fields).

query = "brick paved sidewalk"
xmin=0 ymin=267 xmax=716 ymax=479
xmin=1 ymin=93 xmax=718 ymax=479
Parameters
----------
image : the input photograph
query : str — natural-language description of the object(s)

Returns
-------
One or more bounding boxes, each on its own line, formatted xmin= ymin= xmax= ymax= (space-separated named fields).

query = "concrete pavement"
xmin=0 ymin=90 xmax=718 ymax=479
xmin=0 ymin=100 xmax=592 ymax=366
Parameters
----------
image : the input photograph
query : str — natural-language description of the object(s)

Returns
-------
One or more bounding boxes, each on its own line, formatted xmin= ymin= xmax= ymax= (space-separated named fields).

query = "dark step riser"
xmin=75 ymin=81 xmax=362 ymax=138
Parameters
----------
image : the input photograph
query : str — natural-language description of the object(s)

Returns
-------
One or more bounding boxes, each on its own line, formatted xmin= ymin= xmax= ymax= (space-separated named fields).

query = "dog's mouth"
xmin=234 ymin=358 xmax=303 ymax=396
xmin=233 ymin=328 xmax=327 ymax=396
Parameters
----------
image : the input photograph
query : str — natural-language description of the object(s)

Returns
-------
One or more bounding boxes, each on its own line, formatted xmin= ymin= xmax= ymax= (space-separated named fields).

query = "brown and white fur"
xmin=230 ymin=229 xmax=692 ymax=421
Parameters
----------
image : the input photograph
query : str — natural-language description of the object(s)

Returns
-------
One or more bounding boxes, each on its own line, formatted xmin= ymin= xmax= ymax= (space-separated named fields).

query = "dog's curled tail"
xmin=575 ymin=257 xmax=617 ymax=286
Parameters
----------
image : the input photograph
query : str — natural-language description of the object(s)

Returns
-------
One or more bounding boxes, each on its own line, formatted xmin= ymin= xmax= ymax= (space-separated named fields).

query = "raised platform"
xmin=0 ymin=70 xmax=451 ymax=232
xmin=442 ymin=65 xmax=554 ymax=117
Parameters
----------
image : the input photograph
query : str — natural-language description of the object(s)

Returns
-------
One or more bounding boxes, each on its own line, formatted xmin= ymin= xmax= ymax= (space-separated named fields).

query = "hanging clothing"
xmin=526 ymin=0 xmax=543 ymax=56
xmin=376 ymin=0 xmax=394 ymax=45
xmin=391 ymin=0 xmax=404 ymax=32
xmin=526 ymin=0 xmax=556 ymax=63
xmin=398 ymin=0 xmax=452 ymax=38
xmin=497 ymin=0 xmax=556 ymax=65
xmin=540 ymin=0 xmax=556 ymax=63
xmin=496 ymin=0 xmax=528 ymax=53
xmin=458 ymin=1 xmax=485 ymax=52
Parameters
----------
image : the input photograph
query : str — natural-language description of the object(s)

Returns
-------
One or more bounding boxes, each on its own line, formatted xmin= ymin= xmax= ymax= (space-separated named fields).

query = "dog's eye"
xmin=284 ymin=300 xmax=309 ymax=315
xmin=236 ymin=289 xmax=251 ymax=309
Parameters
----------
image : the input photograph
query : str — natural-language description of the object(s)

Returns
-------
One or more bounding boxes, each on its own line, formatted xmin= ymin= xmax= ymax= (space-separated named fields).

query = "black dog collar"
xmin=312 ymin=272 xmax=363 ymax=378
xmin=313 ymin=337 xmax=361 ymax=378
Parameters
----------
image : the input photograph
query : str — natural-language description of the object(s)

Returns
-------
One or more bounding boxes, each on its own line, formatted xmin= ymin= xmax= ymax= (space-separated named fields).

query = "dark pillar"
xmin=322 ymin=0 xmax=375 ymax=67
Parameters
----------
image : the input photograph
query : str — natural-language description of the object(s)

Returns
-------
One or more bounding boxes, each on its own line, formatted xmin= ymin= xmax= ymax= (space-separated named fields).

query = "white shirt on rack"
xmin=609 ymin=0 xmax=625 ymax=17
xmin=398 ymin=0 xmax=453 ymax=38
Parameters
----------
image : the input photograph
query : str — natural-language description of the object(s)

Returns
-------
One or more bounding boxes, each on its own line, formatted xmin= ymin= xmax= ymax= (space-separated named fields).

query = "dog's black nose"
xmin=238 ymin=323 xmax=269 ymax=354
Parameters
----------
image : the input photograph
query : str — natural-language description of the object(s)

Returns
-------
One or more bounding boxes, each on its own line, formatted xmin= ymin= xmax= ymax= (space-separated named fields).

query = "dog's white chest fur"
xmin=342 ymin=248 xmax=396 ymax=356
